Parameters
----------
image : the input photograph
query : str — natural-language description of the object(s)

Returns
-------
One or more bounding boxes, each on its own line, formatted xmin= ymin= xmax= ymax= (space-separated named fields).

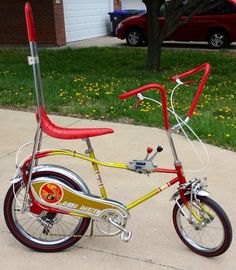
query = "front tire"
xmin=172 ymin=196 xmax=232 ymax=257
xmin=4 ymin=172 xmax=91 ymax=252
xmin=125 ymin=28 xmax=143 ymax=46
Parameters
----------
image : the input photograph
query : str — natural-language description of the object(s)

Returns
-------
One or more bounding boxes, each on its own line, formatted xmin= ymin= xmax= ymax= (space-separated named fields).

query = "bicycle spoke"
xmin=173 ymin=195 xmax=232 ymax=256
xmin=31 ymin=223 xmax=43 ymax=236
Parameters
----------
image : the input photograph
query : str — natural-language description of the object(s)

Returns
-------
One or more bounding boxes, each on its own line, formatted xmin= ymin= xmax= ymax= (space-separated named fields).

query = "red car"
xmin=116 ymin=0 xmax=236 ymax=49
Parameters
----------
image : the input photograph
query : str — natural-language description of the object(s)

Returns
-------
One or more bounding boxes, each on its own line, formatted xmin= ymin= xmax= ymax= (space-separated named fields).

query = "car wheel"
xmin=126 ymin=28 xmax=143 ymax=46
xmin=208 ymin=30 xmax=229 ymax=49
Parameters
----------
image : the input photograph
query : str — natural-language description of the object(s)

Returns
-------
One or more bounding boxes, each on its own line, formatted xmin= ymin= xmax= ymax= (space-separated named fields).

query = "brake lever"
xmin=182 ymin=80 xmax=195 ymax=86
xmin=176 ymin=78 xmax=195 ymax=86
xmin=133 ymin=93 xmax=145 ymax=110
xmin=133 ymin=98 xmax=142 ymax=110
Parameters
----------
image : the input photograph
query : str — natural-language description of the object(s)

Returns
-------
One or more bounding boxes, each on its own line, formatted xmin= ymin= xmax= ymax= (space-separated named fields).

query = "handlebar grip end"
xmin=170 ymin=76 xmax=177 ymax=83
xmin=25 ymin=2 xmax=37 ymax=43
xmin=119 ymin=94 xmax=126 ymax=100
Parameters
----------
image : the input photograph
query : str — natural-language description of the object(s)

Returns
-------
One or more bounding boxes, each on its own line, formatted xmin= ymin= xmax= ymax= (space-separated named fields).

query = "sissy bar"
xmin=22 ymin=2 xmax=44 ymax=210
xmin=25 ymin=2 xmax=44 ymax=112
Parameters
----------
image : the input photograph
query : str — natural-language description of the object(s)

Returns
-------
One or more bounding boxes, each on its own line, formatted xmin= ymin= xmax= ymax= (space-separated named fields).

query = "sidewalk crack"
xmin=76 ymin=246 xmax=184 ymax=270
xmin=0 ymin=150 xmax=17 ymax=160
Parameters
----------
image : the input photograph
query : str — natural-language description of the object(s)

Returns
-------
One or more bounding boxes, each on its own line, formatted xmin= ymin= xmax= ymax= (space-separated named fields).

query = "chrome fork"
xmin=173 ymin=179 xmax=206 ymax=224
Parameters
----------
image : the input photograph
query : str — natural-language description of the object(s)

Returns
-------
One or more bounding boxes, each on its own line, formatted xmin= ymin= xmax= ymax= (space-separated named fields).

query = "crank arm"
xmin=108 ymin=217 xmax=128 ymax=234
xmin=108 ymin=218 xmax=132 ymax=242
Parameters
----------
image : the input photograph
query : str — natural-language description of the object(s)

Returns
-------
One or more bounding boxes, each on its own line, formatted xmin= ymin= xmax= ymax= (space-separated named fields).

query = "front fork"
xmin=172 ymin=178 xmax=212 ymax=226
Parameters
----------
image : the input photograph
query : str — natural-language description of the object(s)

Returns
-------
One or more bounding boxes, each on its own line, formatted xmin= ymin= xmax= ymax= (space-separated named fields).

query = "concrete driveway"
xmin=0 ymin=108 xmax=235 ymax=270
xmin=67 ymin=35 xmax=236 ymax=53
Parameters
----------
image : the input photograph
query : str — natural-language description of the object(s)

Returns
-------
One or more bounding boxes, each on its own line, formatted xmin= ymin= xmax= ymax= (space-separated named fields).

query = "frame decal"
xmin=39 ymin=182 xmax=64 ymax=204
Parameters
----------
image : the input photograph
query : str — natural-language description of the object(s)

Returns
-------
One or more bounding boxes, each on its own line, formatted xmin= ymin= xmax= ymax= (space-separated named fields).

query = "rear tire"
xmin=208 ymin=30 xmax=229 ymax=49
xmin=4 ymin=172 xmax=91 ymax=252
xmin=172 ymin=195 xmax=232 ymax=257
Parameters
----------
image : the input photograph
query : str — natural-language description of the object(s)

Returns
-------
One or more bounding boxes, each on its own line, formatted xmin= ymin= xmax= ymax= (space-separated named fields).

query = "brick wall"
xmin=0 ymin=0 xmax=65 ymax=46
xmin=53 ymin=1 xmax=66 ymax=46
xmin=114 ymin=0 xmax=121 ymax=10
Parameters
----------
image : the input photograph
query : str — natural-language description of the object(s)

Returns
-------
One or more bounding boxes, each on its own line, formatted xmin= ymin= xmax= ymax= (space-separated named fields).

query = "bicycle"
xmin=4 ymin=2 xmax=232 ymax=256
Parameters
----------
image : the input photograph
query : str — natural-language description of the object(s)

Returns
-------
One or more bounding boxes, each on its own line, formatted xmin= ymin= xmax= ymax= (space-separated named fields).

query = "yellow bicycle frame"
xmin=26 ymin=148 xmax=188 ymax=212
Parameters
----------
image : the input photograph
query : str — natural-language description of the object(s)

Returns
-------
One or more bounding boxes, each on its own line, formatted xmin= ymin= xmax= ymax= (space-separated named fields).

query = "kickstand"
xmin=90 ymin=220 xmax=94 ymax=237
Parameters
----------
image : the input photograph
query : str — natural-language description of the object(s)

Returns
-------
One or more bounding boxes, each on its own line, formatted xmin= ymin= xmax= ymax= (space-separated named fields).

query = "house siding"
xmin=53 ymin=1 xmax=66 ymax=46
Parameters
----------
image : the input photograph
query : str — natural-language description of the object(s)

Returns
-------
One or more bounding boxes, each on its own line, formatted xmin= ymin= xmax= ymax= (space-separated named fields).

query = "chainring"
xmin=96 ymin=209 xmax=127 ymax=236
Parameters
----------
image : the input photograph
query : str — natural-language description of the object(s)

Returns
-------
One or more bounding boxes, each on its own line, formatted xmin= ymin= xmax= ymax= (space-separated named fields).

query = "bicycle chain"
xmin=49 ymin=221 xmax=116 ymax=238
xmin=49 ymin=233 xmax=115 ymax=238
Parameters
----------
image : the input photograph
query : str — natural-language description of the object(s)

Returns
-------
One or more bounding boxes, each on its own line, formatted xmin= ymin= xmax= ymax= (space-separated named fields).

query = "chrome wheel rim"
xmin=128 ymin=32 xmax=140 ymax=45
xmin=176 ymin=201 xmax=225 ymax=253
xmin=12 ymin=184 xmax=83 ymax=246
xmin=211 ymin=33 xmax=225 ymax=48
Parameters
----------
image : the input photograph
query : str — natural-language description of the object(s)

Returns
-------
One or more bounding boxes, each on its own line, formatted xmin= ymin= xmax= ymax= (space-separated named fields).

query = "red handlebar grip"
xmin=119 ymin=87 xmax=145 ymax=100
xmin=25 ymin=2 xmax=36 ymax=43
xmin=119 ymin=84 xmax=169 ymax=130
xmin=170 ymin=63 xmax=210 ymax=82
xmin=170 ymin=63 xmax=210 ymax=118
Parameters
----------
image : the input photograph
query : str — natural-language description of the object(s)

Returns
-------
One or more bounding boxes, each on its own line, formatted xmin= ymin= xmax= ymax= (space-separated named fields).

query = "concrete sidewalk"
xmin=65 ymin=35 xmax=236 ymax=53
xmin=0 ymin=109 xmax=235 ymax=270
xmin=67 ymin=36 xmax=126 ymax=48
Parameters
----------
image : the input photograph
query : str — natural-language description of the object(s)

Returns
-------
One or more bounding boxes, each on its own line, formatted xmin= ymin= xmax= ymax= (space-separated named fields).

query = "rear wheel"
xmin=172 ymin=196 xmax=232 ymax=257
xmin=125 ymin=28 xmax=143 ymax=46
xmin=208 ymin=30 xmax=229 ymax=49
xmin=4 ymin=173 xmax=91 ymax=252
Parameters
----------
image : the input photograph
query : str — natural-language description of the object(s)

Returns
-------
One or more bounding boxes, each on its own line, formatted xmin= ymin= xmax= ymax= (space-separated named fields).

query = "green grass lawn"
xmin=0 ymin=47 xmax=235 ymax=150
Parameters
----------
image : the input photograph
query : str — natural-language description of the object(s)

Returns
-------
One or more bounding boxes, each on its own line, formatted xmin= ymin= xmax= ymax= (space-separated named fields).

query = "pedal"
xmin=121 ymin=230 xmax=132 ymax=242
xmin=108 ymin=217 xmax=132 ymax=242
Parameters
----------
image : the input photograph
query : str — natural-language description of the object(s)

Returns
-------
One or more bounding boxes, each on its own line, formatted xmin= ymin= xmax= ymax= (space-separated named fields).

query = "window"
xmin=200 ymin=1 xmax=236 ymax=15
xmin=159 ymin=4 xmax=166 ymax=16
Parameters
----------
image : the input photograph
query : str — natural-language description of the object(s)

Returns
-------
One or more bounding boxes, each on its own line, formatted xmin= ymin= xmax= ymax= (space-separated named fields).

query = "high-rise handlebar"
xmin=170 ymin=63 xmax=210 ymax=118
xmin=119 ymin=63 xmax=210 ymax=130
xmin=119 ymin=84 xmax=169 ymax=130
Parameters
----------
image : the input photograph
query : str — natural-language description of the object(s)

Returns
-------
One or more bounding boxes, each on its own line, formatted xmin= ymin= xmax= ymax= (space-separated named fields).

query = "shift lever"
xmin=148 ymin=146 xmax=163 ymax=161
xmin=144 ymin=147 xmax=153 ymax=160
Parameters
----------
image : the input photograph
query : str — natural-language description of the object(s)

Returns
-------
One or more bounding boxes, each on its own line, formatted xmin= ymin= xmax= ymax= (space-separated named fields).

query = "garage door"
xmin=121 ymin=0 xmax=145 ymax=10
xmin=63 ymin=0 xmax=112 ymax=43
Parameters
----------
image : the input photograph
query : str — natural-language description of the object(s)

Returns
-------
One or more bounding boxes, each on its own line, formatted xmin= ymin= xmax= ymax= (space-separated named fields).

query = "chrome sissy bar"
xmin=22 ymin=3 xmax=44 ymax=211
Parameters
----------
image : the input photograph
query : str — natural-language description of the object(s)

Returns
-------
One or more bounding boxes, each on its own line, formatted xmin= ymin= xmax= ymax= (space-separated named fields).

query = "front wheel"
xmin=172 ymin=196 xmax=232 ymax=257
xmin=125 ymin=28 xmax=143 ymax=46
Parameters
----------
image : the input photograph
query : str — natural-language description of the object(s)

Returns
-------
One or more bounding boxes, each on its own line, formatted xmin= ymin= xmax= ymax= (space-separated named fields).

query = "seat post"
xmin=84 ymin=138 xmax=107 ymax=199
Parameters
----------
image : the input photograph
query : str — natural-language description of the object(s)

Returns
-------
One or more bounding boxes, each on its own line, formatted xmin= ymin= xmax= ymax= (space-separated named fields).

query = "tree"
xmin=142 ymin=0 xmax=225 ymax=71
